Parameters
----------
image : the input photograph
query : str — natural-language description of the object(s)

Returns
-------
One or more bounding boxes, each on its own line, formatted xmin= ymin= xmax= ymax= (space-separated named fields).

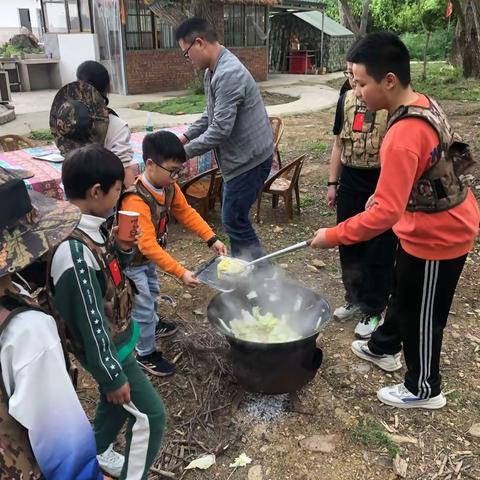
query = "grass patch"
xmin=350 ymin=418 xmax=401 ymax=459
xmin=310 ymin=141 xmax=329 ymax=154
xmin=139 ymin=94 xmax=206 ymax=115
xmin=327 ymin=62 xmax=480 ymax=102
xmin=299 ymin=196 xmax=319 ymax=208
xmin=28 ymin=129 xmax=54 ymax=142
xmin=411 ymin=62 xmax=480 ymax=102
xmin=137 ymin=91 xmax=297 ymax=115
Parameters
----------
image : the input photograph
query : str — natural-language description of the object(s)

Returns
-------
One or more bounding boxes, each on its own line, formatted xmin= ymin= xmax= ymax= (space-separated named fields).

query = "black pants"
xmin=368 ymin=245 xmax=467 ymax=398
xmin=337 ymin=181 xmax=397 ymax=315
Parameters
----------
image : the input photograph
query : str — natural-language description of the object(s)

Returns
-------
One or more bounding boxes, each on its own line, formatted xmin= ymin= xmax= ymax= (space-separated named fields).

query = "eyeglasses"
xmin=182 ymin=38 xmax=197 ymax=58
xmin=343 ymin=70 xmax=354 ymax=79
xmin=157 ymin=164 xmax=184 ymax=179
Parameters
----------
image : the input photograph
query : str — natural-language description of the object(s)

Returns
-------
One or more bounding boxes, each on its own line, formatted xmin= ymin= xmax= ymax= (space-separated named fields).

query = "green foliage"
xmin=28 ymin=129 xmax=54 ymax=141
xmin=401 ymin=29 xmax=454 ymax=61
xmin=0 ymin=42 xmax=43 ymax=58
xmin=411 ymin=62 xmax=480 ymax=101
xmin=0 ymin=43 xmax=22 ymax=57
xmin=324 ymin=0 xmax=452 ymax=34
xmin=139 ymin=94 xmax=206 ymax=115
xmin=350 ymin=418 xmax=401 ymax=459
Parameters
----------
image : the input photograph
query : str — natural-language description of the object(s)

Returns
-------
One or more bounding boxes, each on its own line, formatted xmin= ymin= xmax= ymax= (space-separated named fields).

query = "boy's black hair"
xmin=346 ymin=31 xmax=411 ymax=87
xmin=143 ymin=131 xmax=187 ymax=165
xmin=62 ymin=144 xmax=125 ymax=199
xmin=175 ymin=17 xmax=218 ymax=43
xmin=76 ymin=60 xmax=110 ymax=96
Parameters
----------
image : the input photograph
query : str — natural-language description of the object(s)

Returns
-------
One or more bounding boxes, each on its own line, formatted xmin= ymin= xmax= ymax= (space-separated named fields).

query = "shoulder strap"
xmin=387 ymin=96 xmax=452 ymax=148
xmin=0 ymin=293 xmax=44 ymax=334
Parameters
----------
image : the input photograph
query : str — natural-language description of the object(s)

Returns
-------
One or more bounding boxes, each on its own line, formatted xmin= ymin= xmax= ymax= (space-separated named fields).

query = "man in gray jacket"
xmin=176 ymin=17 xmax=273 ymax=259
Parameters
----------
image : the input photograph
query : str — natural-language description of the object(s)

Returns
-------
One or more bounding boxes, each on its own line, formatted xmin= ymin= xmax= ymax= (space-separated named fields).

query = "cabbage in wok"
xmin=230 ymin=307 xmax=300 ymax=343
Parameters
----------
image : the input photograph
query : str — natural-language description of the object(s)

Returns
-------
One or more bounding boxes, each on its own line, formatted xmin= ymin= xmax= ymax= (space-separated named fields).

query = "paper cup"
xmin=118 ymin=211 xmax=140 ymax=241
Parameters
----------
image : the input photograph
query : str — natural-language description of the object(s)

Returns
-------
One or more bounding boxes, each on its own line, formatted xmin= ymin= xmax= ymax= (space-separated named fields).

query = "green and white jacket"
xmin=50 ymin=214 xmax=138 ymax=392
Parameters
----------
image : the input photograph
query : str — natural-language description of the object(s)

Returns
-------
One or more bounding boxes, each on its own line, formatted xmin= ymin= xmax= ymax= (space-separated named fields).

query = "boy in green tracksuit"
xmin=49 ymin=144 xmax=165 ymax=480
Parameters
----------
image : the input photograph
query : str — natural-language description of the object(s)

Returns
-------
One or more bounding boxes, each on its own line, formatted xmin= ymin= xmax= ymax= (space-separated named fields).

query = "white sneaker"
xmin=351 ymin=340 xmax=402 ymax=372
xmin=334 ymin=303 xmax=361 ymax=320
xmin=377 ymin=383 xmax=447 ymax=409
xmin=354 ymin=314 xmax=383 ymax=339
xmin=97 ymin=444 xmax=124 ymax=478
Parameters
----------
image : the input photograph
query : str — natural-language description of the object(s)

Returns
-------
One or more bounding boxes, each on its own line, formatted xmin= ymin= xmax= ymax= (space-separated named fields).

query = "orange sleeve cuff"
xmin=325 ymin=227 xmax=340 ymax=247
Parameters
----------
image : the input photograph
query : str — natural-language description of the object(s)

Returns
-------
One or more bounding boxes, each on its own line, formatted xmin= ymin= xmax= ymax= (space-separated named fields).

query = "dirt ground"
xmin=78 ymin=100 xmax=480 ymax=480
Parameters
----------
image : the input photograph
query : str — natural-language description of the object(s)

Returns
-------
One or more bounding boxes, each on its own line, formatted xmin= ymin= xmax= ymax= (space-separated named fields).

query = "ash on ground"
xmin=241 ymin=393 xmax=289 ymax=421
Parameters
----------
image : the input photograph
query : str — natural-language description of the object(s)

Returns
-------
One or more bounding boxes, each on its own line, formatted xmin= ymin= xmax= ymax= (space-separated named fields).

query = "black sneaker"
xmin=137 ymin=351 xmax=176 ymax=377
xmin=155 ymin=315 xmax=178 ymax=339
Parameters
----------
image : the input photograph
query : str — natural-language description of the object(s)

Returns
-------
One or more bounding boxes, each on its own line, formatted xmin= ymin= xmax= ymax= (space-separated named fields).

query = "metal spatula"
xmin=194 ymin=239 xmax=312 ymax=290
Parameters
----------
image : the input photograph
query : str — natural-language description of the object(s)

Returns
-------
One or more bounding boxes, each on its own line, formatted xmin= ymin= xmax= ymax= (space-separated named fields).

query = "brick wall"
xmin=126 ymin=46 xmax=268 ymax=94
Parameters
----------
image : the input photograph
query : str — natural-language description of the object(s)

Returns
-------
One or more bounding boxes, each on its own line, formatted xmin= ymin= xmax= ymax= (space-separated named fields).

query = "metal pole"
xmin=320 ymin=6 xmax=325 ymax=72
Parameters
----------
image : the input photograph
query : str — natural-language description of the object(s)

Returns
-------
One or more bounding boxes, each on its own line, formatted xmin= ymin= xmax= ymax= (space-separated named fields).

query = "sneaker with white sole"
xmin=351 ymin=340 xmax=402 ymax=372
xmin=354 ymin=313 xmax=383 ymax=339
xmin=97 ymin=444 xmax=124 ymax=478
xmin=377 ymin=383 xmax=447 ymax=409
xmin=333 ymin=302 xmax=361 ymax=320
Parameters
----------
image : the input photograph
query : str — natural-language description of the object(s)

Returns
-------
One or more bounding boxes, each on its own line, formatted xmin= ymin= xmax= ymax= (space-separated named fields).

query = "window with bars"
xmin=41 ymin=0 xmax=92 ymax=33
xmin=125 ymin=0 xmax=180 ymax=50
xmin=224 ymin=5 xmax=267 ymax=47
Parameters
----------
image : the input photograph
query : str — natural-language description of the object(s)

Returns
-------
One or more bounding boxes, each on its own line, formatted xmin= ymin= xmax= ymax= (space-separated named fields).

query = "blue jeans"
xmin=222 ymin=156 xmax=272 ymax=259
xmin=125 ymin=262 xmax=159 ymax=356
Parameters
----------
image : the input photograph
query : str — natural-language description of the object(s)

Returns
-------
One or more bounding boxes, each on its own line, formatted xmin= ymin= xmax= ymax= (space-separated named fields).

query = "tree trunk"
xmin=359 ymin=0 xmax=371 ymax=37
xmin=450 ymin=0 xmax=480 ymax=78
xmin=338 ymin=0 xmax=361 ymax=37
xmin=422 ymin=30 xmax=431 ymax=81
xmin=337 ymin=0 xmax=348 ymax=27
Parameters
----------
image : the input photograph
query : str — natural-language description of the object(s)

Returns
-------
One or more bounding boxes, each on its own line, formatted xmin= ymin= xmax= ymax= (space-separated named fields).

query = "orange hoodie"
xmin=120 ymin=176 xmax=215 ymax=278
xmin=325 ymin=94 xmax=479 ymax=260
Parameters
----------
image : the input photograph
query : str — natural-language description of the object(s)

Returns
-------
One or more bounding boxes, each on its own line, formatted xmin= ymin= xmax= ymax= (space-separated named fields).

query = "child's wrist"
xmin=206 ymin=235 xmax=219 ymax=248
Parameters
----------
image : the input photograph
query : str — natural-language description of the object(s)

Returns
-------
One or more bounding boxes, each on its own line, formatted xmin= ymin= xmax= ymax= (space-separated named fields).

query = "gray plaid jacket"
xmin=185 ymin=47 xmax=273 ymax=182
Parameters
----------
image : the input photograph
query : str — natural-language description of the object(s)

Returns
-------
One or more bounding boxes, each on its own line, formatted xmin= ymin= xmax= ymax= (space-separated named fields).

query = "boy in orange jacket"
xmin=311 ymin=32 xmax=479 ymax=409
xmin=120 ymin=131 xmax=227 ymax=376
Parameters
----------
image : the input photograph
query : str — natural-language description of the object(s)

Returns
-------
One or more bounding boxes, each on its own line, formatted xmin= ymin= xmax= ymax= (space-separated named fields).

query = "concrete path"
xmin=0 ymin=72 xmax=342 ymax=136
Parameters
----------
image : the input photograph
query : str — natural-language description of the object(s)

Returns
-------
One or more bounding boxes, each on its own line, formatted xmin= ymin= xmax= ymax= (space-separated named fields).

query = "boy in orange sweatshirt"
xmin=120 ymin=131 xmax=227 ymax=376
xmin=311 ymin=32 xmax=479 ymax=409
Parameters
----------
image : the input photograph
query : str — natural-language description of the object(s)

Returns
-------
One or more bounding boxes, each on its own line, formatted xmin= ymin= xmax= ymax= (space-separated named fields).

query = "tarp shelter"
xmin=269 ymin=10 xmax=354 ymax=73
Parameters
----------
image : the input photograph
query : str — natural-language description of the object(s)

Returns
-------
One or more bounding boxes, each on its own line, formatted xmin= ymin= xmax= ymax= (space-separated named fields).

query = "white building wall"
xmin=0 ymin=0 xmax=42 ymax=44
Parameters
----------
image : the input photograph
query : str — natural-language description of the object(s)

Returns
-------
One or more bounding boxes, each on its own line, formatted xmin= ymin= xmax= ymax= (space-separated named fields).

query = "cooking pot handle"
xmin=310 ymin=347 xmax=323 ymax=371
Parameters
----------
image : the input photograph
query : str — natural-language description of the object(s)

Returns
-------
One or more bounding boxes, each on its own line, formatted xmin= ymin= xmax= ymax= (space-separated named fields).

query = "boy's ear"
xmin=89 ymin=183 xmax=102 ymax=199
xmin=384 ymin=72 xmax=397 ymax=90
xmin=145 ymin=158 xmax=154 ymax=168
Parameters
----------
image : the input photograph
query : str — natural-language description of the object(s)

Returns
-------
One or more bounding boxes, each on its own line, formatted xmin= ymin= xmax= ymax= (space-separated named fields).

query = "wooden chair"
xmin=181 ymin=167 xmax=222 ymax=219
xmin=270 ymin=116 xmax=285 ymax=172
xmin=0 ymin=134 xmax=34 ymax=152
xmin=256 ymin=154 xmax=306 ymax=222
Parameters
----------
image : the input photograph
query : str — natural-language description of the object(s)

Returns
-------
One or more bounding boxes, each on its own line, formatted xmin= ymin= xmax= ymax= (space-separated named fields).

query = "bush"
xmin=401 ymin=29 xmax=454 ymax=61
xmin=188 ymin=75 xmax=204 ymax=95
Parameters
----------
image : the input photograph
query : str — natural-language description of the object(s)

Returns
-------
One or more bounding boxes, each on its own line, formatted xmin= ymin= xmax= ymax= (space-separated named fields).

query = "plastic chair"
xmin=0 ymin=134 xmax=34 ymax=152
xmin=181 ymin=167 xmax=222 ymax=219
xmin=256 ymin=154 xmax=306 ymax=222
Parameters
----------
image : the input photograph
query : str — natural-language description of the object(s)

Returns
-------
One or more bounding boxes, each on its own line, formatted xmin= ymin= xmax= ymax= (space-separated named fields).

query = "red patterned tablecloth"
xmin=0 ymin=125 xmax=216 ymax=200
